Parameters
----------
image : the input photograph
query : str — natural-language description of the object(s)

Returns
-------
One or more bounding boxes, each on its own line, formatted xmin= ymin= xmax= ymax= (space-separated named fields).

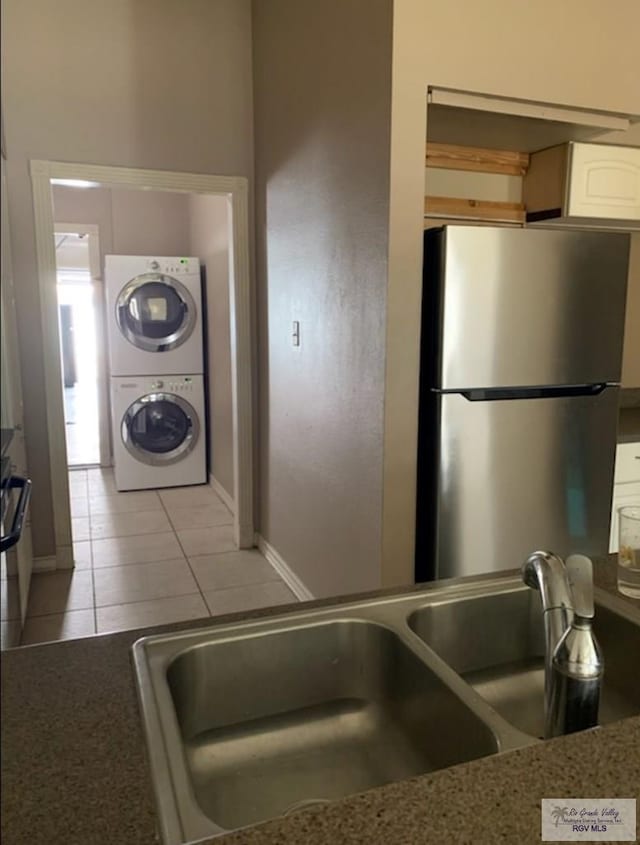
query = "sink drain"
xmin=283 ymin=798 xmax=331 ymax=816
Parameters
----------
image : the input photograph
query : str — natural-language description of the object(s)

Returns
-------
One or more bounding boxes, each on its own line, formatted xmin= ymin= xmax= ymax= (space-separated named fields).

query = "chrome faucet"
xmin=522 ymin=551 xmax=604 ymax=739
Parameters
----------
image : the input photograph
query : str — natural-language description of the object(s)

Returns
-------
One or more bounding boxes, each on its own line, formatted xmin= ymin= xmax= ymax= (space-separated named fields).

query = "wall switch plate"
xmin=292 ymin=321 xmax=300 ymax=347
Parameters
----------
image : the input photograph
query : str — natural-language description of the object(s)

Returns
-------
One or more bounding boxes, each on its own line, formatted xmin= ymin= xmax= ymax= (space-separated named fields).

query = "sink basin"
xmin=408 ymin=586 xmax=640 ymax=738
xmin=165 ymin=620 xmax=497 ymax=832
xmin=134 ymin=603 xmax=510 ymax=844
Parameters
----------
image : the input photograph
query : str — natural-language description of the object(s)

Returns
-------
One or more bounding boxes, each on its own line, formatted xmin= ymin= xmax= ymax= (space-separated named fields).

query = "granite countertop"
xmin=2 ymin=558 xmax=639 ymax=845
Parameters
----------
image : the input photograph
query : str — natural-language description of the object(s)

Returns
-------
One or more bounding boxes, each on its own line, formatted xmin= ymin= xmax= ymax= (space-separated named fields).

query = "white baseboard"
xmin=255 ymin=534 xmax=314 ymax=601
xmin=209 ymin=474 xmax=235 ymax=514
xmin=33 ymin=555 xmax=57 ymax=573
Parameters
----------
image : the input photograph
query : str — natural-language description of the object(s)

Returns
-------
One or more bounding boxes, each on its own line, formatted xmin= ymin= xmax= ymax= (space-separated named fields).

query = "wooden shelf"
xmin=424 ymin=195 xmax=525 ymax=224
xmin=426 ymin=142 xmax=530 ymax=176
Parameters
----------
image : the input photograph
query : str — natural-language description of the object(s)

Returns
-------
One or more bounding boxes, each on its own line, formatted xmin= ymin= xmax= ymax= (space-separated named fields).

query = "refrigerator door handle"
xmin=455 ymin=384 xmax=609 ymax=402
xmin=0 ymin=475 xmax=32 ymax=553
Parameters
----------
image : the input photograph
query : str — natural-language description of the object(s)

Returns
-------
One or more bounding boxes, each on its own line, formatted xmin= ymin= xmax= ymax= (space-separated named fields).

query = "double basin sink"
xmin=133 ymin=573 xmax=640 ymax=844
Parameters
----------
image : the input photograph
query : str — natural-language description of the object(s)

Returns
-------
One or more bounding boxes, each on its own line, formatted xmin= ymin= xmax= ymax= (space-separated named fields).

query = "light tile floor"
xmin=14 ymin=467 xmax=297 ymax=647
xmin=64 ymin=383 xmax=100 ymax=466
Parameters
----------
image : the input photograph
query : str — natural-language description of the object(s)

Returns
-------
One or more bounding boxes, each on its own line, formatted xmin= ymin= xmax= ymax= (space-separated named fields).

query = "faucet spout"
xmin=523 ymin=551 xmax=573 ymax=687
xmin=522 ymin=551 xmax=603 ymax=738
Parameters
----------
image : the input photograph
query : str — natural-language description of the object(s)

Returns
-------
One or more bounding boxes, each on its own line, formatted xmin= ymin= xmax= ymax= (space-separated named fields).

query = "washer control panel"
xmin=115 ymin=376 xmax=199 ymax=395
xmin=146 ymin=376 xmax=196 ymax=393
xmin=147 ymin=257 xmax=199 ymax=275
xmin=167 ymin=377 xmax=195 ymax=393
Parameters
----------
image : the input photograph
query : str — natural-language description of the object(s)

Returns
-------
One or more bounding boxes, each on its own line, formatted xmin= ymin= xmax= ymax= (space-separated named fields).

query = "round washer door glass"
xmin=123 ymin=393 xmax=200 ymax=466
xmin=116 ymin=273 xmax=197 ymax=352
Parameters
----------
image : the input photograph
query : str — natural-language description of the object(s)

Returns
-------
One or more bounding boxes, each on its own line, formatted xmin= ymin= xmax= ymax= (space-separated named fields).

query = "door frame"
xmin=2 ymin=156 xmax=34 ymax=619
xmin=30 ymin=160 xmax=254 ymax=564
xmin=54 ymin=222 xmax=111 ymax=468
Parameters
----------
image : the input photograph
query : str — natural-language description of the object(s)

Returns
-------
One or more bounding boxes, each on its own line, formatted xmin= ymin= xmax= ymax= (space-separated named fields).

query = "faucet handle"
xmin=565 ymin=554 xmax=595 ymax=620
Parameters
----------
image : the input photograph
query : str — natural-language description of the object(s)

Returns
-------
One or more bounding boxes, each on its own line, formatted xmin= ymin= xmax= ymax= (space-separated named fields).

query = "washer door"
xmin=116 ymin=273 xmax=197 ymax=352
xmin=122 ymin=393 xmax=200 ymax=466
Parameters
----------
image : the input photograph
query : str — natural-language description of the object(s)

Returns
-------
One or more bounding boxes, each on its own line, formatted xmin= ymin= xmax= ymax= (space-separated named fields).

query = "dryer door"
xmin=122 ymin=393 xmax=200 ymax=466
xmin=116 ymin=273 xmax=197 ymax=352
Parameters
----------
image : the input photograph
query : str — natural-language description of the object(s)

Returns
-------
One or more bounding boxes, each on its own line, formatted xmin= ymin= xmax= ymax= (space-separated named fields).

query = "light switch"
xmin=292 ymin=321 xmax=300 ymax=347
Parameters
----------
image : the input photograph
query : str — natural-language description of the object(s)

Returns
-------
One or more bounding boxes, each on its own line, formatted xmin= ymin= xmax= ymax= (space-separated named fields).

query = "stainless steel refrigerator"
xmin=415 ymin=225 xmax=630 ymax=582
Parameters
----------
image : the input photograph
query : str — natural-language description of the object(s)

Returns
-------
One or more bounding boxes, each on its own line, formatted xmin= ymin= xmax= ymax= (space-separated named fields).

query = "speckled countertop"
xmin=2 ymin=557 xmax=639 ymax=845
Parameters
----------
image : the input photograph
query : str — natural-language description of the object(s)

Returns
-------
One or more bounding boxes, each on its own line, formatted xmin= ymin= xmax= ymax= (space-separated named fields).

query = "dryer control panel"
xmin=147 ymin=257 xmax=200 ymax=275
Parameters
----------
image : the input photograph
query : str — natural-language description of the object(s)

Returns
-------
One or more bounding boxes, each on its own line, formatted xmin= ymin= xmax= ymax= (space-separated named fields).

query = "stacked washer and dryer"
xmin=105 ymin=256 xmax=207 ymax=491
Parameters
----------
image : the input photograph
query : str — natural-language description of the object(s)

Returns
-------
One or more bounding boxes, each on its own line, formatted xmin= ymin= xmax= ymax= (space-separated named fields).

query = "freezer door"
xmin=430 ymin=226 xmax=629 ymax=389
xmin=430 ymin=388 xmax=618 ymax=580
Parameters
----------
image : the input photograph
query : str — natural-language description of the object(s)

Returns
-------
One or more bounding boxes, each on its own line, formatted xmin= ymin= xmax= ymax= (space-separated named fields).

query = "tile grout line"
xmin=92 ymin=578 xmax=285 ymax=611
xmin=91 ymin=552 xmax=187 ymax=572
xmin=85 ymin=480 xmax=99 ymax=635
xmin=20 ymin=606 xmax=95 ymax=621
xmin=83 ymin=542 xmax=254 ymax=567
xmin=161 ymin=493 xmax=180 ymax=536
xmin=90 ymin=549 xmax=98 ymax=636
xmin=94 ymin=589 xmax=203 ymax=613
xmin=88 ymin=508 xmax=172 ymax=542
xmin=157 ymin=492 xmax=214 ymax=618
xmin=90 ymin=485 xmax=194 ymax=628
xmin=89 ymin=547 xmax=273 ymax=572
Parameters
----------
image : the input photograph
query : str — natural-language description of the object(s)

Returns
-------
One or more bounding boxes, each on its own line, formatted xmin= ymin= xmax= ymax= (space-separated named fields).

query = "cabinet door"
xmin=609 ymin=483 xmax=640 ymax=553
xmin=567 ymin=143 xmax=640 ymax=222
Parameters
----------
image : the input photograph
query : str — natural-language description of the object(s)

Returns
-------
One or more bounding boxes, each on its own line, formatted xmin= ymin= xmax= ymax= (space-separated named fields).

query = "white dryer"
xmin=105 ymin=255 xmax=203 ymax=376
xmin=111 ymin=374 xmax=207 ymax=491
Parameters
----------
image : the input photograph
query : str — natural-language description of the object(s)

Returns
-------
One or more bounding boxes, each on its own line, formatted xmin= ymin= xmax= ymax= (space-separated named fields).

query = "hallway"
xmin=17 ymin=468 xmax=296 ymax=646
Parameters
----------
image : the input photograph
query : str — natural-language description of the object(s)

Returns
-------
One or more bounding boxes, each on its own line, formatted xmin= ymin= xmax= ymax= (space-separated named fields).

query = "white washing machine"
xmin=105 ymin=255 xmax=203 ymax=376
xmin=111 ymin=374 xmax=207 ymax=491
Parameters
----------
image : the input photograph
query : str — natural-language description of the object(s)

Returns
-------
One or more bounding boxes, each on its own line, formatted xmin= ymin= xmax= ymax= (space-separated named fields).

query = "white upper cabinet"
xmin=525 ymin=142 xmax=640 ymax=229
xmin=568 ymin=143 xmax=640 ymax=221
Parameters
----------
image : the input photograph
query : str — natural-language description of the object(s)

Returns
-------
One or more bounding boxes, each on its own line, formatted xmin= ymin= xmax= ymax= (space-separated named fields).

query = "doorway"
xmin=30 ymin=160 xmax=254 ymax=570
xmin=54 ymin=225 xmax=108 ymax=467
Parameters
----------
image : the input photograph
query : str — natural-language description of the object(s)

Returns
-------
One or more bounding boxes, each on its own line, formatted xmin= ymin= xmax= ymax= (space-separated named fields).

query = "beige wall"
xmin=53 ymin=186 xmax=114 ymax=256
xmin=188 ymin=194 xmax=234 ymax=498
xmin=1 ymin=0 xmax=253 ymax=557
xmin=252 ymin=0 xmax=393 ymax=597
xmin=53 ymin=186 xmax=191 ymax=265
xmin=110 ymin=190 xmax=191 ymax=256
xmin=383 ymin=0 xmax=640 ymax=587
xmin=622 ymin=234 xmax=640 ymax=388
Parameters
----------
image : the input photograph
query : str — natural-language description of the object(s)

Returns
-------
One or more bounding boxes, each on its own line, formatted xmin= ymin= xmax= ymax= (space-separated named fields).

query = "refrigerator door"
xmin=429 ymin=226 xmax=630 ymax=390
xmin=426 ymin=387 xmax=619 ymax=580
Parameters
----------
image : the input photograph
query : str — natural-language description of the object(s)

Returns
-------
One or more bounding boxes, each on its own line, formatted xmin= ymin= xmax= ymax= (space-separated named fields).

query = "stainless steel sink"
xmin=408 ymin=585 xmax=640 ymax=739
xmin=133 ymin=574 xmax=640 ymax=844
xmin=165 ymin=620 xmax=497 ymax=833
